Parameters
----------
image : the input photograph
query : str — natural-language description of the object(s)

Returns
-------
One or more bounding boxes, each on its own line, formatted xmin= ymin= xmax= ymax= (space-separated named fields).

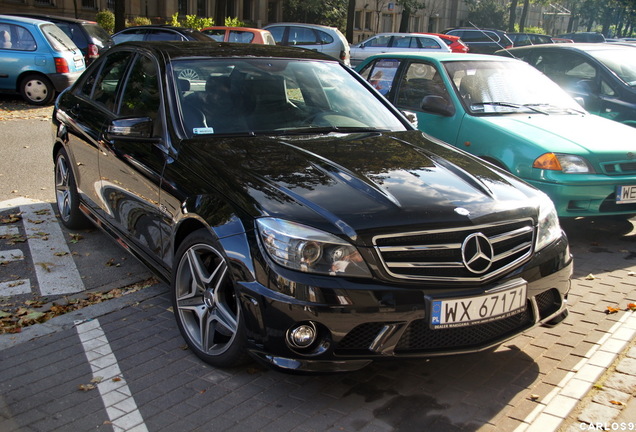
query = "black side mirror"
xmin=106 ymin=117 xmax=158 ymax=142
xmin=420 ymin=95 xmax=455 ymax=117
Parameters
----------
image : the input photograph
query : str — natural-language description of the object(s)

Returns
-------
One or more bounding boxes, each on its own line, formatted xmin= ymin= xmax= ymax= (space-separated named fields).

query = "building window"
xmin=34 ymin=0 xmax=54 ymax=5
xmin=197 ymin=0 xmax=206 ymax=16
xmin=354 ymin=11 xmax=361 ymax=30
xmin=178 ymin=0 xmax=188 ymax=15
xmin=243 ymin=0 xmax=253 ymax=21
xmin=107 ymin=0 xmax=115 ymax=9
xmin=364 ymin=11 xmax=372 ymax=31
xmin=82 ymin=0 xmax=96 ymax=8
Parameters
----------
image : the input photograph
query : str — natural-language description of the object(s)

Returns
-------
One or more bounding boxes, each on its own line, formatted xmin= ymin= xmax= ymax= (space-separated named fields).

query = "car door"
xmin=97 ymin=53 xmax=168 ymax=258
xmin=0 ymin=22 xmax=38 ymax=91
xmin=62 ymin=50 xmax=133 ymax=214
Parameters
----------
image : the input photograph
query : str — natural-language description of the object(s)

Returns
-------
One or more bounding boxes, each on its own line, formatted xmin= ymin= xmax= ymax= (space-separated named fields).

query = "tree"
xmin=465 ymin=0 xmax=507 ymax=29
xmin=397 ymin=0 xmax=426 ymax=32
xmin=508 ymin=0 xmax=518 ymax=32
xmin=283 ymin=0 xmax=348 ymax=30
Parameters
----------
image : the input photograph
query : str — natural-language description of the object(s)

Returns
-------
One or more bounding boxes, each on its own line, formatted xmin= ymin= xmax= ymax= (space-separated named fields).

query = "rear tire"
xmin=20 ymin=74 xmax=55 ymax=105
xmin=54 ymin=149 xmax=89 ymax=229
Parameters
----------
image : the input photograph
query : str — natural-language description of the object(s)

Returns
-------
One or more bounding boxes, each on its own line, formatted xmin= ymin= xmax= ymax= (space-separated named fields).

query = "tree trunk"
xmin=519 ymin=0 xmax=529 ymax=32
xmin=346 ymin=0 xmax=356 ymax=43
xmin=508 ymin=0 xmax=518 ymax=33
xmin=115 ymin=0 xmax=126 ymax=32
xmin=399 ymin=10 xmax=410 ymax=32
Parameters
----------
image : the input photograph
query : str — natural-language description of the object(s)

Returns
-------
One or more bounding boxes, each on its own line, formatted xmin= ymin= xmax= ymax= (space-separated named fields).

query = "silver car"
xmin=264 ymin=22 xmax=350 ymax=66
xmin=350 ymin=33 xmax=451 ymax=67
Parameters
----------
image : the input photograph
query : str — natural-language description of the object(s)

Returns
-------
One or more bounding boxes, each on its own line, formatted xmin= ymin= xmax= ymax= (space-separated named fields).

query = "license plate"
xmin=617 ymin=185 xmax=636 ymax=204
xmin=429 ymin=280 xmax=527 ymax=329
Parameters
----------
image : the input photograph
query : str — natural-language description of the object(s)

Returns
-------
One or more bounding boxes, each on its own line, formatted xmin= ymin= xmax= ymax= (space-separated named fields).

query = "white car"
xmin=350 ymin=33 xmax=451 ymax=67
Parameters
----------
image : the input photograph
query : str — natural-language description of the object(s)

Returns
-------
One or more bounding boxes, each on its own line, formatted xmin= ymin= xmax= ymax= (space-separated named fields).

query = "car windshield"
xmin=587 ymin=49 xmax=636 ymax=87
xmin=172 ymin=58 xmax=407 ymax=137
xmin=444 ymin=59 xmax=585 ymax=115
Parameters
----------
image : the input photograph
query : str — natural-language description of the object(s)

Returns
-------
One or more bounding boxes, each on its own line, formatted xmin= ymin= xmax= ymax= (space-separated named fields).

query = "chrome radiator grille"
xmin=373 ymin=218 xmax=535 ymax=282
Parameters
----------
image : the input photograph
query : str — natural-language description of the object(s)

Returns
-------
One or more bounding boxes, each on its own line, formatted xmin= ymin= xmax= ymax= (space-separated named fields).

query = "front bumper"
xmin=237 ymin=236 xmax=572 ymax=373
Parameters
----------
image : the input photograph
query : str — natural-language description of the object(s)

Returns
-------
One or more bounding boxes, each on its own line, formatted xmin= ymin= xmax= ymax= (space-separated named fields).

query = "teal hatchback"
xmin=356 ymin=52 xmax=636 ymax=218
xmin=0 ymin=15 xmax=85 ymax=105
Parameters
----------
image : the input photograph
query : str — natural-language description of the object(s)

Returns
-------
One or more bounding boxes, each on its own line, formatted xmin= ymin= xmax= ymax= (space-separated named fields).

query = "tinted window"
xmin=83 ymin=23 xmax=112 ymax=45
xmin=267 ymin=26 xmax=285 ymax=43
xmin=461 ymin=30 xmax=499 ymax=43
xmin=119 ymin=55 xmax=160 ymax=127
xmin=55 ymin=22 xmax=89 ymax=49
xmin=112 ymin=29 xmax=146 ymax=44
xmin=91 ymin=51 xmax=133 ymax=112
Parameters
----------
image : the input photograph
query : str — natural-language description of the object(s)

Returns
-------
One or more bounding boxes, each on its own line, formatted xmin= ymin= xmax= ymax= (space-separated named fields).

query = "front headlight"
xmin=536 ymin=193 xmax=562 ymax=251
xmin=256 ymin=218 xmax=371 ymax=277
xmin=533 ymin=153 xmax=594 ymax=173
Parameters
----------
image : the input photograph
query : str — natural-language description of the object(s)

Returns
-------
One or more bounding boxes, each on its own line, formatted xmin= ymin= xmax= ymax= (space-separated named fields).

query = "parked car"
xmin=263 ymin=22 xmax=350 ymax=65
xmin=0 ymin=15 xmax=85 ymax=105
xmin=349 ymin=33 xmax=450 ymax=67
xmin=356 ymin=51 xmax=636 ymax=218
xmin=111 ymin=25 xmax=210 ymax=44
xmin=52 ymin=41 xmax=571 ymax=373
xmin=5 ymin=13 xmax=112 ymax=64
xmin=442 ymin=28 xmax=513 ymax=54
xmin=496 ymin=44 xmax=636 ymax=127
xmin=507 ymin=32 xmax=554 ymax=47
xmin=421 ymin=32 xmax=469 ymax=53
xmin=200 ymin=26 xmax=275 ymax=45
xmin=557 ymin=32 xmax=606 ymax=43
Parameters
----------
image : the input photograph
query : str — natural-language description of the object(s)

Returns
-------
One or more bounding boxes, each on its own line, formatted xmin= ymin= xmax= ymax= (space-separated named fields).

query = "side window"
xmin=91 ymin=51 xmax=133 ymax=112
xmin=78 ymin=65 xmax=101 ymax=97
xmin=396 ymin=62 xmax=445 ymax=110
xmin=229 ymin=31 xmax=254 ymax=43
xmin=267 ymin=26 xmax=284 ymax=43
xmin=364 ymin=58 xmax=400 ymax=95
xmin=1 ymin=24 xmax=36 ymax=51
xmin=147 ymin=30 xmax=182 ymax=41
xmin=119 ymin=55 xmax=160 ymax=127
xmin=601 ymin=78 xmax=616 ymax=97
xmin=204 ymin=29 xmax=225 ymax=41
xmin=317 ymin=30 xmax=334 ymax=45
xmin=417 ymin=37 xmax=442 ymax=49
xmin=392 ymin=36 xmax=416 ymax=48
xmin=288 ymin=27 xmax=318 ymax=45
xmin=367 ymin=35 xmax=391 ymax=47
xmin=112 ymin=29 xmax=145 ymax=44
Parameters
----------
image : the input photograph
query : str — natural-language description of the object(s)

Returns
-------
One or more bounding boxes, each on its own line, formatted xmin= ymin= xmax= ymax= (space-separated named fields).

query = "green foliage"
xmin=283 ymin=0 xmax=347 ymax=30
xmin=225 ymin=17 xmax=245 ymax=27
xmin=127 ymin=16 xmax=152 ymax=27
xmin=165 ymin=13 xmax=214 ymax=30
xmin=513 ymin=24 xmax=546 ymax=34
xmin=95 ymin=9 xmax=115 ymax=34
xmin=466 ymin=0 xmax=507 ymax=30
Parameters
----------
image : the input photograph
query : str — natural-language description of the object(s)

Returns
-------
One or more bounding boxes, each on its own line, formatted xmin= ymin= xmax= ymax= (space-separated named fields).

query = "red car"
xmin=420 ymin=32 xmax=468 ymax=53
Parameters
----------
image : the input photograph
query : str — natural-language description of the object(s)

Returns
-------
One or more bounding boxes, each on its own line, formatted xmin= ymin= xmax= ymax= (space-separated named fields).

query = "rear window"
xmin=42 ymin=23 xmax=78 ymax=52
xmin=460 ymin=30 xmax=500 ymax=43
xmin=83 ymin=23 xmax=113 ymax=45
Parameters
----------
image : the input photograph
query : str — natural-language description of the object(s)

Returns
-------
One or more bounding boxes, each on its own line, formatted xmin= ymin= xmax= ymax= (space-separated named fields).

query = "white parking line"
xmin=0 ymin=248 xmax=24 ymax=263
xmin=20 ymin=203 xmax=84 ymax=295
xmin=77 ymin=319 xmax=148 ymax=432
xmin=0 ymin=279 xmax=31 ymax=296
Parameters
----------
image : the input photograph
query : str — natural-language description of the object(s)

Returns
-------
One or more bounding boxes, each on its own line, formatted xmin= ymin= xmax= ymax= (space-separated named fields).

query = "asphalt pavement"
xmin=0 ymin=100 xmax=635 ymax=431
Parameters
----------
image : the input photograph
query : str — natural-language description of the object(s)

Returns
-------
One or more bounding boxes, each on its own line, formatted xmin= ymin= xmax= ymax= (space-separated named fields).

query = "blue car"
xmin=0 ymin=15 xmax=85 ymax=105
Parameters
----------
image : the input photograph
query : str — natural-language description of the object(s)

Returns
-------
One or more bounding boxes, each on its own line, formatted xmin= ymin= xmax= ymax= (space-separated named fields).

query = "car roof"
xmin=359 ymin=51 xmax=520 ymax=66
xmin=201 ymin=26 xmax=268 ymax=32
xmin=117 ymin=25 xmax=196 ymax=32
xmin=0 ymin=14 xmax=51 ymax=26
xmin=263 ymin=22 xmax=338 ymax=31
xmin=4 ymin=13 xmax=97 ymax=25
xmin=108 ymin=40 xmax=338 ymax=62
xmin=502 ymin=42 xmax=629 ymax=54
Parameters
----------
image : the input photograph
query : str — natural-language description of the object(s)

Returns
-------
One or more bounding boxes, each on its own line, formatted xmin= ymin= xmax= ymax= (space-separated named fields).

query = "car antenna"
xmin=468 ymin=21 xmax=516 ymax=58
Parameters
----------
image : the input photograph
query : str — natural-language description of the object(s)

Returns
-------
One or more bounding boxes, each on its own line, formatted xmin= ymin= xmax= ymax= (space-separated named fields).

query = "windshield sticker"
xmin=193 ymin=127 xmax=215 ymax=135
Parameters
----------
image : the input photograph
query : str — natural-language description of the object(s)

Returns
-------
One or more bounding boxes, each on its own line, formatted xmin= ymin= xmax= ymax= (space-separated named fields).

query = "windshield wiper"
xmin=525 ymin=103 xmax=586 ymax=115
xmin=259 ymin=126 xmax=388 ymax=136
xmin=471 ymin=101 xmax=549 ymax=115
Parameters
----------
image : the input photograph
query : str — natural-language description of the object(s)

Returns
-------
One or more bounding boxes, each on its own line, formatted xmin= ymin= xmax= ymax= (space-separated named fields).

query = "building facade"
xmin=0 ymin=0 xmax=283 ymax=27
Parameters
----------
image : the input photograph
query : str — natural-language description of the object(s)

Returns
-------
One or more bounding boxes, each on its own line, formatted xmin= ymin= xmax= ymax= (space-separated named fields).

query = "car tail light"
xmin=340 ymin=50 xmax=346 ymax=61
xmin=54 ymin=57 xmax=69 ymax=73
xmin=88 ymin=43 xmax=99 ymax=59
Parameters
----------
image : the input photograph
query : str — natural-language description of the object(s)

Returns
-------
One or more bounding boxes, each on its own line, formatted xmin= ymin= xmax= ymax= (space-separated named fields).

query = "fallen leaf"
xmin=36 ymin=262 xmax=54 ymax=272
xmin=69 ymin=233 xmax=83 ymax=243
xmin=90 ymin=376 xmax=103 ymax=384
xmin=112 ymin=377 xmax=122 ymax=382
xmin=606 ymin=306 xmax=621 ymax=314
xmin=585 ymin=274 xmax=597 ymax=280
xmin=610 ymin=400 xmax=624 ymax=406
xmin=78 ymin=383 xmax=96 ymax=391
xmin=529 ymin=394 xmax=540 ymax=401
xmin=54 ymin=252 xmax=68 ymax=257
xmin=627 ymin=303 xmax=636 ymax=311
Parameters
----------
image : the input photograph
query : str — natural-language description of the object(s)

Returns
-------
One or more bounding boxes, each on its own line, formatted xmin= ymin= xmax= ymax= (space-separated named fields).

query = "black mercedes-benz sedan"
xmin=52 ymin=41 xmax=572 ymax=373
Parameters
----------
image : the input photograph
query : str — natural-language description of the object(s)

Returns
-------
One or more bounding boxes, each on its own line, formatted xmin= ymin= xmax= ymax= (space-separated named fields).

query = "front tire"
xmin=54 ymin=149 xmax=89 ymax=229
xmin=172 ymin=229 xmax=249 ymax=367
xmin=20 ymin=74 xmax=55 ymax=105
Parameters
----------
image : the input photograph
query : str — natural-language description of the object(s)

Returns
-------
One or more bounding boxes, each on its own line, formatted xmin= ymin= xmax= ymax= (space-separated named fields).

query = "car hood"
xmin=182 ymin=130 xmax=541 ymax=241
xmin=478 ymin=113 xmax=636 ymax=159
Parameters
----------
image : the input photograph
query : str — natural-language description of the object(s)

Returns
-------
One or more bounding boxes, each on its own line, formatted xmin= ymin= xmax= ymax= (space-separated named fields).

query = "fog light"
xmin=288 ymin=323 xmax=317 ymax=348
